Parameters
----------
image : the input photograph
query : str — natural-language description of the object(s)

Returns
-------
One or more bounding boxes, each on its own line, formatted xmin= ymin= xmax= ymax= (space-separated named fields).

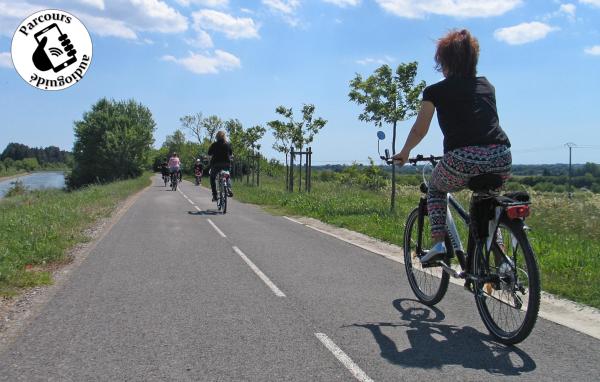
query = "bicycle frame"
xmin=416 ymin=191 xmax=472 ymax=275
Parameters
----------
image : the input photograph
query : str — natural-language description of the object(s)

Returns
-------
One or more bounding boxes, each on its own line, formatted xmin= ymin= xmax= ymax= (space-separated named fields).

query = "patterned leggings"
xmin=428 ymin=144 xmax=512 ymax=241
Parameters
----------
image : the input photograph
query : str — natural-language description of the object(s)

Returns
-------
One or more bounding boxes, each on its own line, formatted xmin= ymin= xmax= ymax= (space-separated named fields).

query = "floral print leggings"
xmin=428 ymin=144 xmax=512 ymax=241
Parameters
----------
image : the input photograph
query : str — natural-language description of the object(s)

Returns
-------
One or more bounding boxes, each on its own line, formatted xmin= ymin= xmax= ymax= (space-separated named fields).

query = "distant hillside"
xmin=1 ymin=142 xmax=72 ymax=165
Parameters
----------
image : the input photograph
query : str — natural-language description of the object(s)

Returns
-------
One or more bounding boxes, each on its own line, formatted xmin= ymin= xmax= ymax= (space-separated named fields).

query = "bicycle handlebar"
xmin=379 ymin=154 xmax=442 ymax=166
xmin=408 ymin=154 xmax=443 ymax=165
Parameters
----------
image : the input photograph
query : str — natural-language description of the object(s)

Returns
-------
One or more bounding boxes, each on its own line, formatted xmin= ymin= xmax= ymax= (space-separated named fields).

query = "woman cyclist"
xmin=393 ymin=29 xmax=512 ymax=263
xmin=168 ymin=152 xmax=181 ymax=186
xmin=208 ymin=131 xmax=233 ymax=201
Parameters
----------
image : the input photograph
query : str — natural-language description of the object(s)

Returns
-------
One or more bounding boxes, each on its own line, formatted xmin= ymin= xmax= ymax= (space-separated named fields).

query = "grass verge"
xmin=0 ymin=175 xmax=151 ymax=297
xmin=235 ymin=176 xmax=600 ymax=309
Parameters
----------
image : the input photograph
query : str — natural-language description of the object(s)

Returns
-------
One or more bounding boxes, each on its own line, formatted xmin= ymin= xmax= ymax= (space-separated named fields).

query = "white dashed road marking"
xmin=232 ymin=246 xmax=286 ymax=297
xmin=315 ymin=333 xmax=374 ymax=382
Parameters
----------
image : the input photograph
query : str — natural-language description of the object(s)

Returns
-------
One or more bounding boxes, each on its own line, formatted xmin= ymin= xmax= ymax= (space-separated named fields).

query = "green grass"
xmin=0 ymin=174 xmax=151 ymax=296
xmin=235 ymin=176 xmax=600 ymax=309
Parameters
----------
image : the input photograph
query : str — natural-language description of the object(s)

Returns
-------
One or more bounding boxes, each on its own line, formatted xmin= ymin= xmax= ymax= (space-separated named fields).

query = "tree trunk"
xmin=299 ymin=146 xmax=302 ymax=192
xmin=391 ymin=120 xmax=397 ymax=212
xmin=285 ymin=153 xmax=289 ymax=190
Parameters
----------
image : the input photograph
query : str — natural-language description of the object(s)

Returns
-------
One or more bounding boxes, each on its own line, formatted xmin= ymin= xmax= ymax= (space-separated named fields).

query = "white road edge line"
xmin=284 ymin=217 xmax=401 ymax=264
xmin=207 ymin=219 xmax=227 ymax=238
xmin=194 ymin=205 xmax=202 ymax=211
xmin=315 ymin=333 xmax=374 ymax=382
xmin=232 ymin=246 xmax=286 ymax=297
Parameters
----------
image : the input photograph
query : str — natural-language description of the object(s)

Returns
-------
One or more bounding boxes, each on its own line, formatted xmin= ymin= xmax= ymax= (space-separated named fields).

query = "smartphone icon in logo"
xmin=34 ymin=23 xmax=77 ymax=73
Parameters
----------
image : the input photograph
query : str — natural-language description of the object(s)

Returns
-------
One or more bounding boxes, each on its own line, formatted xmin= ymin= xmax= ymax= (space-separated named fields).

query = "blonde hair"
xmin=216 ymin=131 xmax=226 ymax=142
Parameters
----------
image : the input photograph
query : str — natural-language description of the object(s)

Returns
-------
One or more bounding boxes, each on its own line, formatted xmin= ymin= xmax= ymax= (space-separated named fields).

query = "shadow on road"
xmin=350 ymin=299 xmax=536 ymax=376
xmin=187 ymin=210 xmax=220 ymax=216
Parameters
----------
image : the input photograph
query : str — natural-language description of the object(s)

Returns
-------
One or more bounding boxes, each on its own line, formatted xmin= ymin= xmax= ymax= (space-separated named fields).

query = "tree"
xmin=349 ymin=62 xmax=425 ymax=211
xmin=162 ymin=129 xmax=187 ymax=155
xmin=202 ymin=115 xmax=223 ymax=142
xmin=244 ymin=125 xmax=266 ymax=152
xmin=268 ymin=104 xmax=326 ymax=190
xmin=69 ymin=98 xmax=156 ymax=187
xmin=180 ymin=112 xmax=204 ymax=144
xmin=268 ymin=116 xmax=294 ymax=186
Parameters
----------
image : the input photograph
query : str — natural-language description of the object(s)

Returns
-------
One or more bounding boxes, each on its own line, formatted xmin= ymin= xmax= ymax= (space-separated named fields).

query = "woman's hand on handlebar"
xmin=392 ymin=149 xmax=410 ymax=166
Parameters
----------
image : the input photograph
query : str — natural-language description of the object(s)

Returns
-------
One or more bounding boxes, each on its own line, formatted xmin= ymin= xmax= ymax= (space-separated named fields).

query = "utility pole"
xmin=565 ymin=142 xmax=576 ymax=199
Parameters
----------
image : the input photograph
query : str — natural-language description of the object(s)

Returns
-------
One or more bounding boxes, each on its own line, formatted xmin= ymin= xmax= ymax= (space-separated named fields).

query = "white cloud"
xmin=78 ymin=0 xmax=105 ymax=10
xmin=262 ymin=0 xmax=300 ymax=14
xmin=323 ymin=0 xmax=360 ymax=7
xmin=175 ymin=0 xmax=229 ymax=7
xmin=580 ymin=0 xmax=600 ymax=8
xmin=560 ymin=3 xmax=577 ymax=17
xmin=262 ymin=0 xmax=302 ymax=26
xmin=79 ymin=13 xmax=138 ymax=39
xmin=375 ymin=0 xmax=522 ymax=19
xmin=186 ymin=29 xmax=214 ymax=48
xmin=127 ymin=0 xmax=188 ymax=33
xmin=0 ymin=0 xmax=187 ymax=39
xmin=356 ymin=56 xmax=394 ymax=65
xmin=0 ymin=52 xmax=13 ymax=69
xmin=494 ymin=22 xmax=559 ymax=45
xmin=162 ymin=50 xmax=241 ymax=74
xmin=192 ymin=10 xmax=259 ymax=39
xmin=584 ymin=45 xmax=600 ymax=55
xmin=0 ymin=0 xmax=43 ymax=36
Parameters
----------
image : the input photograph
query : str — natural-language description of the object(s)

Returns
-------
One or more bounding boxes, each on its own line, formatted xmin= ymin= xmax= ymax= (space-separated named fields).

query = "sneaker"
xmin=420 ymin=242 xmax=446 ymax=263
xmin=228 ymin=190 xmax=234 ymax=197
xmin=212 ymin=195 xmax=218 ymax=202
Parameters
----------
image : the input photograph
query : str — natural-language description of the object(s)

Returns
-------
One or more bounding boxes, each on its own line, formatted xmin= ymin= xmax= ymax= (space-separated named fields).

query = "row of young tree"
xmin=153 ymin=104 xmax=328 ymax=181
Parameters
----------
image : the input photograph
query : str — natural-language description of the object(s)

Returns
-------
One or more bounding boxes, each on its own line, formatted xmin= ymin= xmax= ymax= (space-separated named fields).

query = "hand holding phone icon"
xmin=32 ymin=23 xmax=77 ymax=73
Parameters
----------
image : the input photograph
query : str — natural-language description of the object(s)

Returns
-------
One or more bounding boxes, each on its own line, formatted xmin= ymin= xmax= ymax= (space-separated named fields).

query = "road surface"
xmin=1 ymin=176 xmax=598 ymax=381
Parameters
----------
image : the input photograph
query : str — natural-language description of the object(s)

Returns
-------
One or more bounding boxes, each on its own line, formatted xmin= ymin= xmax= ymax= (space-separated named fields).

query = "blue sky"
xmin=1 ymin=0 xmax=599 ymax=164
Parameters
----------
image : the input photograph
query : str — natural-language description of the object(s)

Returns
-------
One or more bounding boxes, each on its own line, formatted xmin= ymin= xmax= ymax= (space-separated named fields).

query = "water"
xmin=0 ymin=172 xmax=66 ymax=198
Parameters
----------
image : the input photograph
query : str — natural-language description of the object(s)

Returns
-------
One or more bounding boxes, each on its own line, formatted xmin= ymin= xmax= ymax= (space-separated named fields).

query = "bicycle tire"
xmin=222 ymin=191 xmax=227 ymax=214
xmin=473 ymin=218 xmax=540 ymax=344
xmin=403 ymin=207 xmax=450 ymax=305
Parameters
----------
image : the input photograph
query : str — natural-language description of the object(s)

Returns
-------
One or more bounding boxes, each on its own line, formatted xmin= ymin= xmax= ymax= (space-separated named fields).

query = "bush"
xmin=69 ymin=99 xmax=155 ymax=188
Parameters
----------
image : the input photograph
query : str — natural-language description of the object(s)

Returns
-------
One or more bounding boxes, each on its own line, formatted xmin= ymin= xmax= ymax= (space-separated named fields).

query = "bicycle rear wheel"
xmin=222 ymin=192 xmax=227 ymax=214
xmin=473 ymin=218 xmax=540 ymax=344
xmin=403 ymin=207 xmax=450 ymax=305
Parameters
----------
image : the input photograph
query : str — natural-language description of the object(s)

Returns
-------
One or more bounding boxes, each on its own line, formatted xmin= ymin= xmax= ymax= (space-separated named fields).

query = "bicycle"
xmin=170 ymin=171 xmax=178 ymax=191
xmin=398 ymin=154 xmax=540 ymax=345
xmin=195 ymin=168 xmax=202 ymax=186
xmin=216 ymin=170 xmax=231 ymax=214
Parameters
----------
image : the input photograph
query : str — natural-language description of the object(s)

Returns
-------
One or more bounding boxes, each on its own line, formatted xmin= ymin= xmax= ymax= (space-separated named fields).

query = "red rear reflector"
xmin=507 ymin=205 xmax=530 ymax=219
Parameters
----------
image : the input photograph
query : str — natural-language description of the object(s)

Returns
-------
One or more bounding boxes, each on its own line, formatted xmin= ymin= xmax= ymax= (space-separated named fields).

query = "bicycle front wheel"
xmin=403 ymin=207 xmax=450 ymax=305
xmin=473 ymin=218 xmax=540 ymax=344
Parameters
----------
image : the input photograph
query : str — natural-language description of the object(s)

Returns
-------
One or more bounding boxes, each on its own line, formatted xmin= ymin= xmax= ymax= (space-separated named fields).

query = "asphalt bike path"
xmin=0 ymin=178 xmax=350 ymax=381
xmin=1 ymin=176 xmax=598 ymax=381
xmin=178 ymin=178 xmax=600 ymax=381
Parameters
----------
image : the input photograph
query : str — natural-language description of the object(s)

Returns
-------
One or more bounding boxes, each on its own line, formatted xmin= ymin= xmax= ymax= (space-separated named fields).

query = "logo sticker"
xmin=11 ymin=9 xmax=93 ymax=91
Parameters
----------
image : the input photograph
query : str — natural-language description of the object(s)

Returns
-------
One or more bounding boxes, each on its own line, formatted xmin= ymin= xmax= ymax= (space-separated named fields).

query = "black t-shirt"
xmin=208 ymin=140 xmax=232 ymax=166
xmin=422 ymin=76 xmax=510 ymax=153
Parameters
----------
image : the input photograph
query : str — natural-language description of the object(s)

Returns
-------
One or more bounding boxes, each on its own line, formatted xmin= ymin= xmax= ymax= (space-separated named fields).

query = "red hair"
xmin=435 ymin=29 xmax=479 ymax=78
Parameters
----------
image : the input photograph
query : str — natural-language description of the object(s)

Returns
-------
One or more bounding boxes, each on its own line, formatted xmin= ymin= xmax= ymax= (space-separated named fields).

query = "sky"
xmin=1 ymin=0 xmax=599 ymax=165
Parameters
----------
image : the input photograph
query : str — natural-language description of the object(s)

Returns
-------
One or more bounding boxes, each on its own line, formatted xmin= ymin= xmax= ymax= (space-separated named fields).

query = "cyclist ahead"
xmin=168 ymin=152 xmax=181 ymax=185
xmin=393 ymin=29 xmax=512 ymax=263
xmin=160 ymin=160 xmax=169 ymax=178
xmin=208 ymin=131 xmax=233 ymax=201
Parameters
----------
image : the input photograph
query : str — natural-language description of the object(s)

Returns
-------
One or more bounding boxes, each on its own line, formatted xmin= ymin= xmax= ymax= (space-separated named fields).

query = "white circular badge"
xmin=11 ymin=9 xmax=93 ymax=91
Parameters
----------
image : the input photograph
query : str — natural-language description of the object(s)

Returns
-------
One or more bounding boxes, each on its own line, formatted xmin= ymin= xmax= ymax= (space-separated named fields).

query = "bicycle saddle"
xmin=467 ymin=173 xmax=503 ymax=192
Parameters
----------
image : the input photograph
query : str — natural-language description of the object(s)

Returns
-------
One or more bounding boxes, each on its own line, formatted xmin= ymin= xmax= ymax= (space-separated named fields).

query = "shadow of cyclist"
xmin=350 ymin=298 xmax=535 ymax=376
